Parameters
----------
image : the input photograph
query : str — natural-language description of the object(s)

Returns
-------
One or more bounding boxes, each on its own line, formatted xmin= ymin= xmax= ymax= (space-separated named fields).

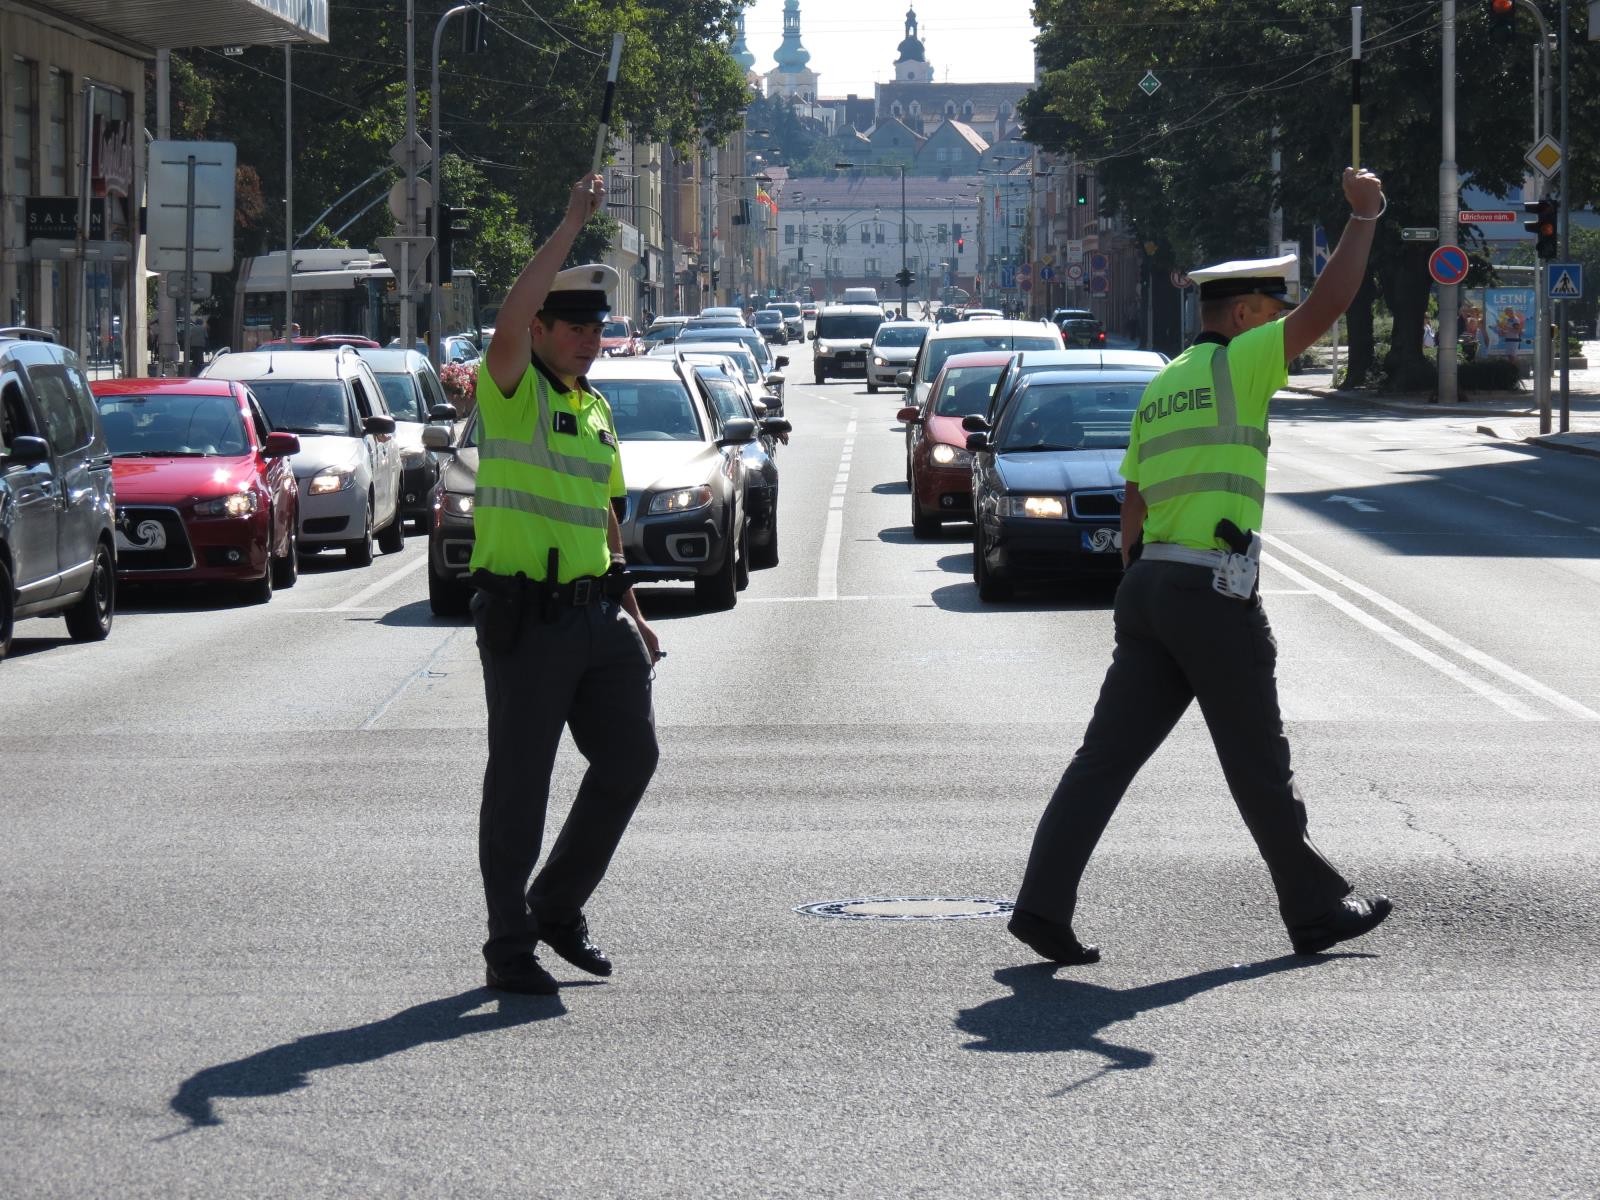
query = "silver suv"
xmin=203 ymin=347 xmax=403 ymax=564
xmin=1 ymin=331 xmax=116 ymax=660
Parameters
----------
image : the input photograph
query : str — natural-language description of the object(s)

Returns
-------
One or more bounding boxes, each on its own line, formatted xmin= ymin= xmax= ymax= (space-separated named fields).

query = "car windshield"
xmin=603 ymin=320 xmax=631 ymax=338
xmin=596 ymin=379 xmax=704 ymax=441
xmin=754 ymin=312 xmax=781 ymax=324
xmin=642 ymin=326 xmax=679 ymax=345
xmin=245 ymin=380 xmax=352 ymax=435
xmin=1064 ymin=320 xmax=1101 ymax=334
xmin=932 ymin=366 xmax=1004 ymax=418
xmin=772 ymin=304 xmax=801 ymax=317
xmin=677 ymin=327 xmax=770 ymax=367
xmin=695 ymin=371 xmax=748 ymax=423
xmin=815 ymin=313 xmax=883 ymax=340
xmin=96 ymin=392 xmax=248 ymax=457
xmin=373 ymin=372 xmax=426 ymax=421
xmin=921 ymin=334 xmax=1057 ymax=382
xmin=994 ymin=380 xmax=1149 ymax=452
xmin=874 ymin=325 xmax=927 ymax=348
xmin=682 ymin=349 xmax=760 ymax=384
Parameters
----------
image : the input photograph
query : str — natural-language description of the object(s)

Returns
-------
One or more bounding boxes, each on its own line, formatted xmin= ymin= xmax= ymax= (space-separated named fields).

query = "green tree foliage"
xmin=1024 ymin=0 xmax=1591 ymax=386
xmin=174 ymin=0 xmax=749 ymax=306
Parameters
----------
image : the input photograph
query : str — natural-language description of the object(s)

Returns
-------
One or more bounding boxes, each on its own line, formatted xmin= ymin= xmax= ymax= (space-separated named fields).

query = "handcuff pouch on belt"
xmin=1212 ymin=518 xmax=1261 ymax=601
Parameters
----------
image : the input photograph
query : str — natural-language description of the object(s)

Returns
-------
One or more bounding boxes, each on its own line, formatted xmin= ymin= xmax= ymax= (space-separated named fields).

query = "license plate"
xmin=115 ymin=519 xmax=168 ymax=552
xmin=1081 ymin=528 xmax=1121 ymax=553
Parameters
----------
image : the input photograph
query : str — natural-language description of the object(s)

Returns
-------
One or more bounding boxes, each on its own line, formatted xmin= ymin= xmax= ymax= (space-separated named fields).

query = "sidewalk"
xmin=1285 ymin=340 xmax=1600 ymax=459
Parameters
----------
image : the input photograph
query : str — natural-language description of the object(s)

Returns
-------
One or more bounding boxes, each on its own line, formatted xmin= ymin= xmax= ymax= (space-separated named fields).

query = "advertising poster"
xmin=1482 ymin=287 xmax=1534 ymax=358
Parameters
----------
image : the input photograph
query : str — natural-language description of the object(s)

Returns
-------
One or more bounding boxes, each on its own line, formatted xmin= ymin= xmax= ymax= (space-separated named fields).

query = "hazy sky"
xmin=738 ymin=0 xmax=1040 ymax=96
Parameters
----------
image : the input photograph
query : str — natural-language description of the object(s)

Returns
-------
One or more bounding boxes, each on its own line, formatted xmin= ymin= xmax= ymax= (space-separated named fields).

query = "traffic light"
xmin=1075 ymin=175 xmax=1088 ymax=206
xmin=1524 ymin=196 xmax=1559 ymax=259
xmin=895 ymin=267 xmax=915 ymax=289
xmin=1488 ymin=0 xmax=1516 ymax=39
xmin=434 ymin=205 xmax=470 ymax=283
xmin=956 ymin=237 xmax=965 ymax=254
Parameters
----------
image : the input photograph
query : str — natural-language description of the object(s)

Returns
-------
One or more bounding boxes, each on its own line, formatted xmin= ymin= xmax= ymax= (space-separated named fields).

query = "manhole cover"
xmin=795 ymin=896 xmax=1015 ymax=921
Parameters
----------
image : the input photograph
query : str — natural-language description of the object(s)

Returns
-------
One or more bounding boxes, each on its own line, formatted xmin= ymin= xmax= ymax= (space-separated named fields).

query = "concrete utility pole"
xmin=1439 ymin=3 xmax=1459 ymax=404
xmin=431 ymin=3 xmax=473 ymax=370
xmin=400 ymin=0 xmax=420 ymax=351
xmin=156 ymin=50 xmax=175 ymax=373
xmin=1559 ymin=0 xmax=1571 ymax=432
xmin=284 ymin=46 xmax=294 ymax=342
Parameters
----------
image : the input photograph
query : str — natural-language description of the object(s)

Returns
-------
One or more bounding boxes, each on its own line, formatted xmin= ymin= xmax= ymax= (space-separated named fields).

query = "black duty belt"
xmin=471 ymin=568 xmax=607 ymax=608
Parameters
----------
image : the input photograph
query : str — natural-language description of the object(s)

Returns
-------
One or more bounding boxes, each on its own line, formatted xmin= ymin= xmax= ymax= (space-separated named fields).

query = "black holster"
xmin=471 ymin=569 xmax=531 ymax=654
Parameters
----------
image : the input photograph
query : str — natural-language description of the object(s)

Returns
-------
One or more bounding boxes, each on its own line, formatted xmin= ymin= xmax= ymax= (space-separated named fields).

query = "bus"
xmin=231 ymin=248 xmax=480 ymax=352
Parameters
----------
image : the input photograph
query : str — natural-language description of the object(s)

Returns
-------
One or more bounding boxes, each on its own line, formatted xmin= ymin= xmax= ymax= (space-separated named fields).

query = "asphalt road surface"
xmin=4 ymin=339 xmax=1598 ymax=1198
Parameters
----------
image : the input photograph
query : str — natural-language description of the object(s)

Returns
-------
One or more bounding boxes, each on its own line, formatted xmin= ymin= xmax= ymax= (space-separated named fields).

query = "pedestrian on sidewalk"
xmin=1009 ymin=167 xmax=1393 ymax=967
xmin=469 ymin=173 xmax=662 ymax=996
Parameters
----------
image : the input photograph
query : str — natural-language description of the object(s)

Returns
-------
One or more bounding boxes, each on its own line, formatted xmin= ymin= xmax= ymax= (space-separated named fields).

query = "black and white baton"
xmin=590 ymin=33 xmax=625 ymax=177
xmin=1350 ymin=7 xmax=1362 ymax=168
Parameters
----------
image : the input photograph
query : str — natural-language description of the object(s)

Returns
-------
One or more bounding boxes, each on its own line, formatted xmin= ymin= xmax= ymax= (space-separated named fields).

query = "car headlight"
xmin=999 ymin=495 xmax=1068 ymax=519
xmin=401 ymin=447 xmax=427 ymax=467
xmin=194 ymin=490 xmax=260 ymax=518
xmin=648 ymin=484 xmax=713 ymax=514
xmin=442 ymin=492 xmax=474 ymax=517
xmin=309 ymin=468 xmax=355 ymax=495
xmin=929 ymin=443 xmax=972 ymax=467
xmin=873 ymin=356 xmax=887 ymax=366
xmin=816 ymin=343 xmax=833 ymax=356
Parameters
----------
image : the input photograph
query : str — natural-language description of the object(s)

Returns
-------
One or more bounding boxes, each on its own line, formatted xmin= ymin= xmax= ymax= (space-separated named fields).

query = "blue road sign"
xmin=1549 ymin=263 xmax=1583 ymax=300
xmin=1428 ymin=245 xmax=1470 ymax=287
xmin=1039 ymin=266 xmax=1056 ymax=282
xmin=1313 ymin=225 xmax=1330 ymax=277
xmin=999 ymin=266 xmax=1016 ymax=289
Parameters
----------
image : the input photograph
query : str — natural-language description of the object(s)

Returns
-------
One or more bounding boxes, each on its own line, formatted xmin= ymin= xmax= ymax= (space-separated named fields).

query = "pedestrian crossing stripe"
xmin=1550 ymin=269 xmax=1581 ymax=299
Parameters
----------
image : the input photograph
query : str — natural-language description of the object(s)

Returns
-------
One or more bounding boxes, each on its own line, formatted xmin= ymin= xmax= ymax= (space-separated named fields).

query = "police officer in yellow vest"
xmin=1010 ymin=168 xmax=1392 ymax=965
xmin=472 ymin=174 xmax=662 ymax=995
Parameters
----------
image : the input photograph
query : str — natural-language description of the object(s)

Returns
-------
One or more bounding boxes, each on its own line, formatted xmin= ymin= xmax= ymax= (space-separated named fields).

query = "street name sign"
xmin=1460 ymin=210 xmax=1517 ymax=224
xmin=1401 ymin=227 xmax=1439 ymax=242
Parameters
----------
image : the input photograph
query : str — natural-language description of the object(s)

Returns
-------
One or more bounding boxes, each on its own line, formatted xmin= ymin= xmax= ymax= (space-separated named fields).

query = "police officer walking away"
xmin=472 ymin=173 xmax=662 ymax=995
xmin=1010 ymin=167 xmax=1392 ymax=965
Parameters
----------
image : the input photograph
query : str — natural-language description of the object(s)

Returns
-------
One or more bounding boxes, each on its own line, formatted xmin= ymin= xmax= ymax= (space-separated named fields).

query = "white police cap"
xmin=1189 ymin=253 xmax=1299 ymax=307
xmin=541 ymin=263 xmax=620 ymax=322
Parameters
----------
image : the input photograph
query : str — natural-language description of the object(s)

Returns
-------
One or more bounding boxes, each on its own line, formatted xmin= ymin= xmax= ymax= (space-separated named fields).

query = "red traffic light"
xmin=1490 ymin=0 xmax=1513 ymax=10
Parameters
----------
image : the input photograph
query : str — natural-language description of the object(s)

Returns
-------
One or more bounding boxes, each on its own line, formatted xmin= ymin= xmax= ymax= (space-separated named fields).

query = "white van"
xmin=841 ymin=287 xmax=880 ymax=305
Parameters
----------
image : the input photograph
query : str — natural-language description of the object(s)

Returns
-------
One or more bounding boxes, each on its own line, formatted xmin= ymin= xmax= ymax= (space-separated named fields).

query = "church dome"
xmin=895 ymin=6 xmax=926 ymax=64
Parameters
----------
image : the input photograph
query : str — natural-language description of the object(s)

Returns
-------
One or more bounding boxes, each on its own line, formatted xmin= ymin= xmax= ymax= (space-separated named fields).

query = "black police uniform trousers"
xmin=474 ymin=594 xmax=659 ymax=967
xmin=1016 ymin=558 xmax=1351 ymax=933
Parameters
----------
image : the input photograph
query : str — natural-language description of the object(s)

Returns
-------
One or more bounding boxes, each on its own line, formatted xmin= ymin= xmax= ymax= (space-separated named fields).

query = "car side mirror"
xmin=760 ymin=418 xmax=792 ymax=438
xmin=717 ymin=416 xmax=757 ymax=447
xmin=896 ymin=405 xmax=920 ymax=423
xmin=807 ymin=330 xmax=817 ymax=341
xmin=421 ymin=424 xmax=454 ymax=452
xmin=428 ymin=403 xmax=458 ymax=423
xmin=961 ymin=414 xmax=990 ymax=433
xmin=752 ymin=398 xmax=768 ymax=416
xmin=262 ymin=431 xmax=301 ymax=457
xmin=3 ymin=434 xmax=50 ymax=466
xmin=965 ymin=432 xmax=990 ymax=452
xmin=775 ymin=356 xmax=789 ymax=369
xmin=363 ymin=414 xmax=397 ymax=435
xmin=765 ymin=372 xmax=786 ymax=389
xmin=896 ymin=371 xmax=913 ymax=389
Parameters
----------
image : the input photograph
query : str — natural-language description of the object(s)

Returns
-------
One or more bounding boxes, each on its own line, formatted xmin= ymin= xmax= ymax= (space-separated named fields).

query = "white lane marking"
xmin=1588 ymin=526 xmax=1600 ymax=535
xmin=1259 ymin=588 xmax=1314 ymax=595
xmin=361 ymin=626 xmax=468 ymax=731
xmin=1264 ymin=532 xmax=1600 ymax=722
xmin=330 ymin=552 xmax=429 ymax=611
xmin=1261 ymin=553 xmax=1543 ymax=722
xmin=747 ymin=593 xmax=927 ymax=603
xmin=1533 ymin=510 xmax=1577 ymax=524
xmin=1488 ymin=496 xmax=1524 ymax=508
xmin=817 ymin=418 xmax=858 ymax=600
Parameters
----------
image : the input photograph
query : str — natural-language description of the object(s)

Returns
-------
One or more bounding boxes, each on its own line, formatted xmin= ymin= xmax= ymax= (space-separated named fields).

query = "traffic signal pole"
xmin=1439 ymin=3 xmax=1459 ymax=404
xmin=1559 ymin=0 xmax=1571 ymax=432
xmin=431 ymin=4 xmax=473 ymax=371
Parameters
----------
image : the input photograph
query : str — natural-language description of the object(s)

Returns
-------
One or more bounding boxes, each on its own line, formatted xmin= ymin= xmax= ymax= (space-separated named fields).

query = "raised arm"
xmin=484 ymin=175 xmax=606 ymax=395
xmin=1283 ymin=168 xmax=1384 ymax=363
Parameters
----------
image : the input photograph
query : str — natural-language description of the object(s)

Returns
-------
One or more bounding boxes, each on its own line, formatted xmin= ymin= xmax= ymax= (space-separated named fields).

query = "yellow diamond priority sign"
xmin=1525 ymin=135 xmax=1563 ymax=180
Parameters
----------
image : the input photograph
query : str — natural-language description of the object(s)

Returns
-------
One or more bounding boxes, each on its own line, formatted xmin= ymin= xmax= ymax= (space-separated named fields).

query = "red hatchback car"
xmin=89 ymin=378 xmax=301 ymax=601
xmin=897 ymin=350 xmax=1013 ymax=538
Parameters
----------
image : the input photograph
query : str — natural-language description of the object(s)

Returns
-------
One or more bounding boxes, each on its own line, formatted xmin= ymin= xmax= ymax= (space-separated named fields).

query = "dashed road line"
xmin=817 ymin=416 xmax=858 ymax=600
xmin=329 ymin=551 xmax=429 ymax=611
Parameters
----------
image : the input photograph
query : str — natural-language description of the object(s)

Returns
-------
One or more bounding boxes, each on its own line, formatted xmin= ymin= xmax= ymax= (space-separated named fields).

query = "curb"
xmin=1473 ymin=422 xmax=1600 ymax=459
xmin=1284 ymin=385 xmax=1535 ymax=418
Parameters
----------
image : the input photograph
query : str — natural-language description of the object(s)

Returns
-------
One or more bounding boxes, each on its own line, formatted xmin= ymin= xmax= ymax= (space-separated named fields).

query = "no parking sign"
xmin=1428 ymin=245 xmax=1469 ymax=287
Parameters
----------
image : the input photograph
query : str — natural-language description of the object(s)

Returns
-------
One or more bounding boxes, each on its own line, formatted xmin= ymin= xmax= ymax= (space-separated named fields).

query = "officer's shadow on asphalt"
xmin=956 ymin=955 xmax=1363 ymax=1095
xmin=163 ymin=986 xmax=587 ymax=1133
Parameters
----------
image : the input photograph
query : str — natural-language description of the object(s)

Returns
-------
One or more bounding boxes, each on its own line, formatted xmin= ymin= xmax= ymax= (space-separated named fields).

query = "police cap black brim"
xmin=1198 ymin=279 xmax=1298 ymax=309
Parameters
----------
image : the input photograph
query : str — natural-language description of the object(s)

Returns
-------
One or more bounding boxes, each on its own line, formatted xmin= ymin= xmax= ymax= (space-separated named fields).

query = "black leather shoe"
xmin=1291 ymin=893 xmax=1393 ymax=956
xmin=1008 ymin=908 xmax=1101 ymax=965
xmin=540 ymin=915 xmax=613 ymax=977
xmin=485 ymin=952 xmax=559 ymax=995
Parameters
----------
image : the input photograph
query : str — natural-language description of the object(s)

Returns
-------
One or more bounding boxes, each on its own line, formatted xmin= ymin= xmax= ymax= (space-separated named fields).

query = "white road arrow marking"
xmin=1325 ymin=494 xmax=1380 ymax=513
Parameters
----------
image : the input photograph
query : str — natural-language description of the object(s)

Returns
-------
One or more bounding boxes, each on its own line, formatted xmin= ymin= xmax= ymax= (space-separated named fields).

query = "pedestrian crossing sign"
xmin=1548 ymin=264 xmax=1583 ymax=300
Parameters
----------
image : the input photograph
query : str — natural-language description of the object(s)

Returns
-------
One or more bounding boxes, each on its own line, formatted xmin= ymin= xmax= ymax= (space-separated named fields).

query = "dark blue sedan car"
xmin=966 ymin=368 xmax=1156 ymax=601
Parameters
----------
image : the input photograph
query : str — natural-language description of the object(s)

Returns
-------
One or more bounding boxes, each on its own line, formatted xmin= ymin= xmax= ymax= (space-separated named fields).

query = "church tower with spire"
xmin=766 ymin=0 xmax=820 ymax=102
xmin=730 ymin=11 xmax=759 ymax=86
xmin=894 ymin=6 xmax=934 ymax=83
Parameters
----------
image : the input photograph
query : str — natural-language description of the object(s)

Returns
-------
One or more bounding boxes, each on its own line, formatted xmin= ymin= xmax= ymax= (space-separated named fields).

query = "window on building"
xmin=937 ymin=224 xmax=948 ymax=242
xmin=875 ymin=224 xmax=885 ymax=244
xmin=46 ymin=69 xmax=67 ymax=196
xmin=914 ymin=224 xmax=923 ymax=241
xmin=860 ymin=226 xmax=870 ymax=244
xmin=785 ymin=224 xmax=795 ymax=245
xmin=864 ymin=258 xmax=879 ymax=274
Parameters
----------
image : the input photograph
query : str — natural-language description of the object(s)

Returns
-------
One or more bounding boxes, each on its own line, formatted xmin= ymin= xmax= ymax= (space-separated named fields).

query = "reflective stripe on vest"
xmin=1136 ymin=345 xmax=1265 ymax=504
xmin=474 ymin=372 xmax=612 ymax=531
